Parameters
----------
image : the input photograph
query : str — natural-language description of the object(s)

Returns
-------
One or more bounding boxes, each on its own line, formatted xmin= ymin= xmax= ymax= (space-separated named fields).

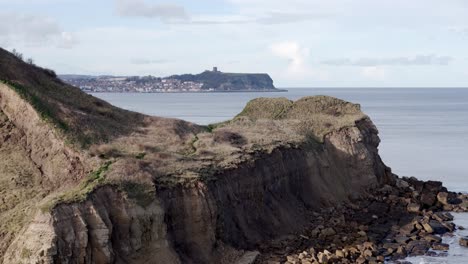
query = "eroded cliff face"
xmin=159 ymin=117 xmax=390 ymax=264
xmin=0 ymin=82 xmax=94 ymax=258
xmin=0 ymin=49 xmax=392 ymax=264
xmin=2 ymin=115 xmax=391 ymax=264
xmin=3 ymin=187 xmax=180 ymax=264
xmin=0 ymin=83 xmax=91 ymax=187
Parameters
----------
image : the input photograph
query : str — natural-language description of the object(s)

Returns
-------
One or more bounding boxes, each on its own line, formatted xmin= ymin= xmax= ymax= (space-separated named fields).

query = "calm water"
xmin=93 ymin=88 xmax=468 ymax=263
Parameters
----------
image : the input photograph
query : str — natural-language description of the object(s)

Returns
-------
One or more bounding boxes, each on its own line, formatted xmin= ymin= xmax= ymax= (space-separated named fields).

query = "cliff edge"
xmin=0 ymin=48 xmax=393 ymax=263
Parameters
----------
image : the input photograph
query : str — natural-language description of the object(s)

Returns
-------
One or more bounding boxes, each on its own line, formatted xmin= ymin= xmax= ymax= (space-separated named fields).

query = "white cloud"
xmin=0 ymin=12 xmax=77 ymax=48
xmin=270 ymin=41 xmax=310 ymax=76
xmin=361 ymin=66 xmax=386 ymax=80
xmin=57 ymin=32 xmax=79 ymax=49
xmin=322 ymin=55 xmax=453 ymax=66
xmin=115 ymin=0 xmax=188 ymax=21
xmin=130 ymin=58 xmax=168 ymax=65
xmin=0 ymin=12 xmax=59 ymax=45
xmin=269 ymin=41 xmax=331 ymax=82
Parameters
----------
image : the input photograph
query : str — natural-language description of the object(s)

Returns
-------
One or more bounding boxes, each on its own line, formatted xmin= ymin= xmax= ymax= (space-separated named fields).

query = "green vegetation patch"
xmin=236 ymin=97 xmax=293 ymax=120
xmin=135 ymin=152 xmax=147 ymax=159
xmin=21 ymin=248 xmax=32 ymax=259
xmin=120 ymin=182 xmax=155 ymax=208
xmin=205 ymin=120 xmax=230 ymax=133
xmin=40 ymin=161 xmax=113 ymax=212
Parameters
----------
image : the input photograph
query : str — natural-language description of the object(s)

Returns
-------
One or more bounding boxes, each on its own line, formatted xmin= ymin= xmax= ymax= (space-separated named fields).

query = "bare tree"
xmin=11 ymin=49 xmax=24 ymax=61
xmin=26 ymin=58 xmax=34 ymax=65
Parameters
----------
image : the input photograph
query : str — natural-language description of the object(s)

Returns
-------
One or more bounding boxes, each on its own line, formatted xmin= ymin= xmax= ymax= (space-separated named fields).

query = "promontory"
xmin=1 ymin=47 xmax=467 ymax=264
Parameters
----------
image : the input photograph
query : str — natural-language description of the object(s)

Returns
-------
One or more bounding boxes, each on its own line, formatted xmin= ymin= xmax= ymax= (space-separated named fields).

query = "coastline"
xmin=87 ymin=89 xmax=288 ymax=94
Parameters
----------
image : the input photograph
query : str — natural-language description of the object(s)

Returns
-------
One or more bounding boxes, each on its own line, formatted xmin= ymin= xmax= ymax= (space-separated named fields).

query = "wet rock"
xmin=363 ymin=249 xmax=373 ymax=258
xmin=383 ymin=243 xmax=399 ymax=251
xmin=396 ymin=179 xmax=410 ymax=189
xmin=414 ymin=222 xmax=423 ymax=230
xmin=356 ymin=256 xmax=366 ymax=264
xmin=286 ymin=256 xmax=298 ymax=264
xmin=363 ymin=241 xmax=376 ymax=250
xmin=460 ymin=237 xmax=468 ymax=247
xmin=432 ymin=242 xmax=449 ymax=251
xmin=379 ymin=185 xmax=394 ymax=194
xmin=395 ymin=236 xmax=410 ymax=244
xmin=335 ymin=249 xmax=345 ymax=258
xmin=441 ymin=222 xmax=456 ymax=232
xmin=320 ymin=227 xmax=336 ymax=237
xmin=236 ymin=251 xmax=260 ymax=264
xmin=422 ymin=223 xmax=434 ymax=233
xmin=428 ymin=220 xmax=449 ymax=234
xmin=423 ymin=234 xmax=442 ymax=243
xmin=432 ymin=212 xmax=454 ymax=222
xmin=419 ymin=181 xmax=445 ymax=207
xmin=392 ymin=246 xmax=407 ymax=259
xmin=420 ymin=192 xmax=436 ymax=207
xmin=399 ymin=223 xmax=416 ymax=235
xmin=407 ymin=203 xmax=420 ymax=213
xmin=406 ymin=240 xmax=430 ymax=256
xmin=424 ymin=181 xmax=444 ymax=193
xmin=316 ymin=252 xmax=328 ymax=263
xmin=460 ymin=200 xmax=468 ymax=210
xmin=437 ymin=192 xmax=449 ymax=205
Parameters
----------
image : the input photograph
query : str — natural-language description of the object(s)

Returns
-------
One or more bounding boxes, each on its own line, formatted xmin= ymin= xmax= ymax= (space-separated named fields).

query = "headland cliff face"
xmin=0 ymin=47 xmax=400 ymax=264
xmin=168 ymin=70 xmax=277 ymax=91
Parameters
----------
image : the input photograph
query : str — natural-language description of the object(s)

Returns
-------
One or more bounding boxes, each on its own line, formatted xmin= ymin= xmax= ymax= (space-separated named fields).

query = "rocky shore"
xmin=256 ymin=177 xmax=468 ymax=264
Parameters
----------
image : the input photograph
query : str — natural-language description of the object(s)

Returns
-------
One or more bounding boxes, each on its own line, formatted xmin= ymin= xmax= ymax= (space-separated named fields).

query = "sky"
xmin=1 ymin=0 xmax=468 ymax=87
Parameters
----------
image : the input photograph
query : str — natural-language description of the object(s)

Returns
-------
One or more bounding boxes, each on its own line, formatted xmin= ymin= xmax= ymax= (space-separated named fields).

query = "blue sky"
xmin=1 ymin=0 xmax=468 ymax=87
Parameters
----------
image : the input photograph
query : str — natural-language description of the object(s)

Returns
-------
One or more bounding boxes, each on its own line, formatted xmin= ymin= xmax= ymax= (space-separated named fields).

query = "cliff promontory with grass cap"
xmin=1 ymin=47 xmax=400 ymax=263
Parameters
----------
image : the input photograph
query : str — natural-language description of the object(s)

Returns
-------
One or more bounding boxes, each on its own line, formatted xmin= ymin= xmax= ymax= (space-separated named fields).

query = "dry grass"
xmin=0 ymin=113 xmax=49 ymax=246
xmin=84 ymin=95 xmax=367 ymax=188
xmin=0 ymin=48 xmax=145 ymax=148
xmin=235 ymin=95 xmax=365 ymax=141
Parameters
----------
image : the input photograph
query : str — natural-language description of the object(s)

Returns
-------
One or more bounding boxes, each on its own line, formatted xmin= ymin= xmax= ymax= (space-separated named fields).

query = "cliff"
xmin=0 ymin=48 xmax=393 ymax=263
xmin=168 ymin=70 xmax=278 ymax=91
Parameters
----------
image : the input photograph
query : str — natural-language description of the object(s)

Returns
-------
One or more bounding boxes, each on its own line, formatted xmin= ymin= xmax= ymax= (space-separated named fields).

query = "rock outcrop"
xmin=0 ymin=47 xmax=405 ymax=264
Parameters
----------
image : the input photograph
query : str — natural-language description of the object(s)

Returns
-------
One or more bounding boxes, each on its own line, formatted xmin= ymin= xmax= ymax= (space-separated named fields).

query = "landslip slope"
xmin=0 ymin=48 xmax=393 ymax=263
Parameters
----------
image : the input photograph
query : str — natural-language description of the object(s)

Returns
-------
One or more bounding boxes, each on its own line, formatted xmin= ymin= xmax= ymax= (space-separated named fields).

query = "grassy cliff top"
xmin=0 ymin=48 xmax=145 ymax=147
xmin=92 ymin=95 xmax=367 ymax=188
xmin=0 ymin=47 xmax=368 ymax=212
xmin=235 ymin=96 xmax=365 ymax=141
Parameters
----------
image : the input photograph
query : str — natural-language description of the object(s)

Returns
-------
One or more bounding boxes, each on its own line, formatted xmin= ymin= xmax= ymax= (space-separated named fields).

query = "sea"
xmin=92 ymin=88 xmax=468 ymax=264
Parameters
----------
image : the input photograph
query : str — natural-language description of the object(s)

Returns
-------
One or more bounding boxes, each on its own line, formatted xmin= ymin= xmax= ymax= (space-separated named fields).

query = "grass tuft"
xmin=40 ymin=161 xmax=113 ymax=212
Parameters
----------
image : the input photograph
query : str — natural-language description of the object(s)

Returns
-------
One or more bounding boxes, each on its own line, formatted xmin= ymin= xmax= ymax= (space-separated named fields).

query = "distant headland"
xmin=60 ymin=67 xmax=286 ymax=93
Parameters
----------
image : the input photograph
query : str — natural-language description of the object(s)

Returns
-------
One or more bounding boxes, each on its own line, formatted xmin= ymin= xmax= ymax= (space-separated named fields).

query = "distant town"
xmin=62 ymin=75 xmax=206 ymax=93
xmin=60 ymin=67 xmax=283 ymax=93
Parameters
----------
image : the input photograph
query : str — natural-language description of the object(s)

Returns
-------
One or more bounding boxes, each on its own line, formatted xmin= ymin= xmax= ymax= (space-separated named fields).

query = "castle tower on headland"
xmin=213 ymin=67 xmax=218 ymax=72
